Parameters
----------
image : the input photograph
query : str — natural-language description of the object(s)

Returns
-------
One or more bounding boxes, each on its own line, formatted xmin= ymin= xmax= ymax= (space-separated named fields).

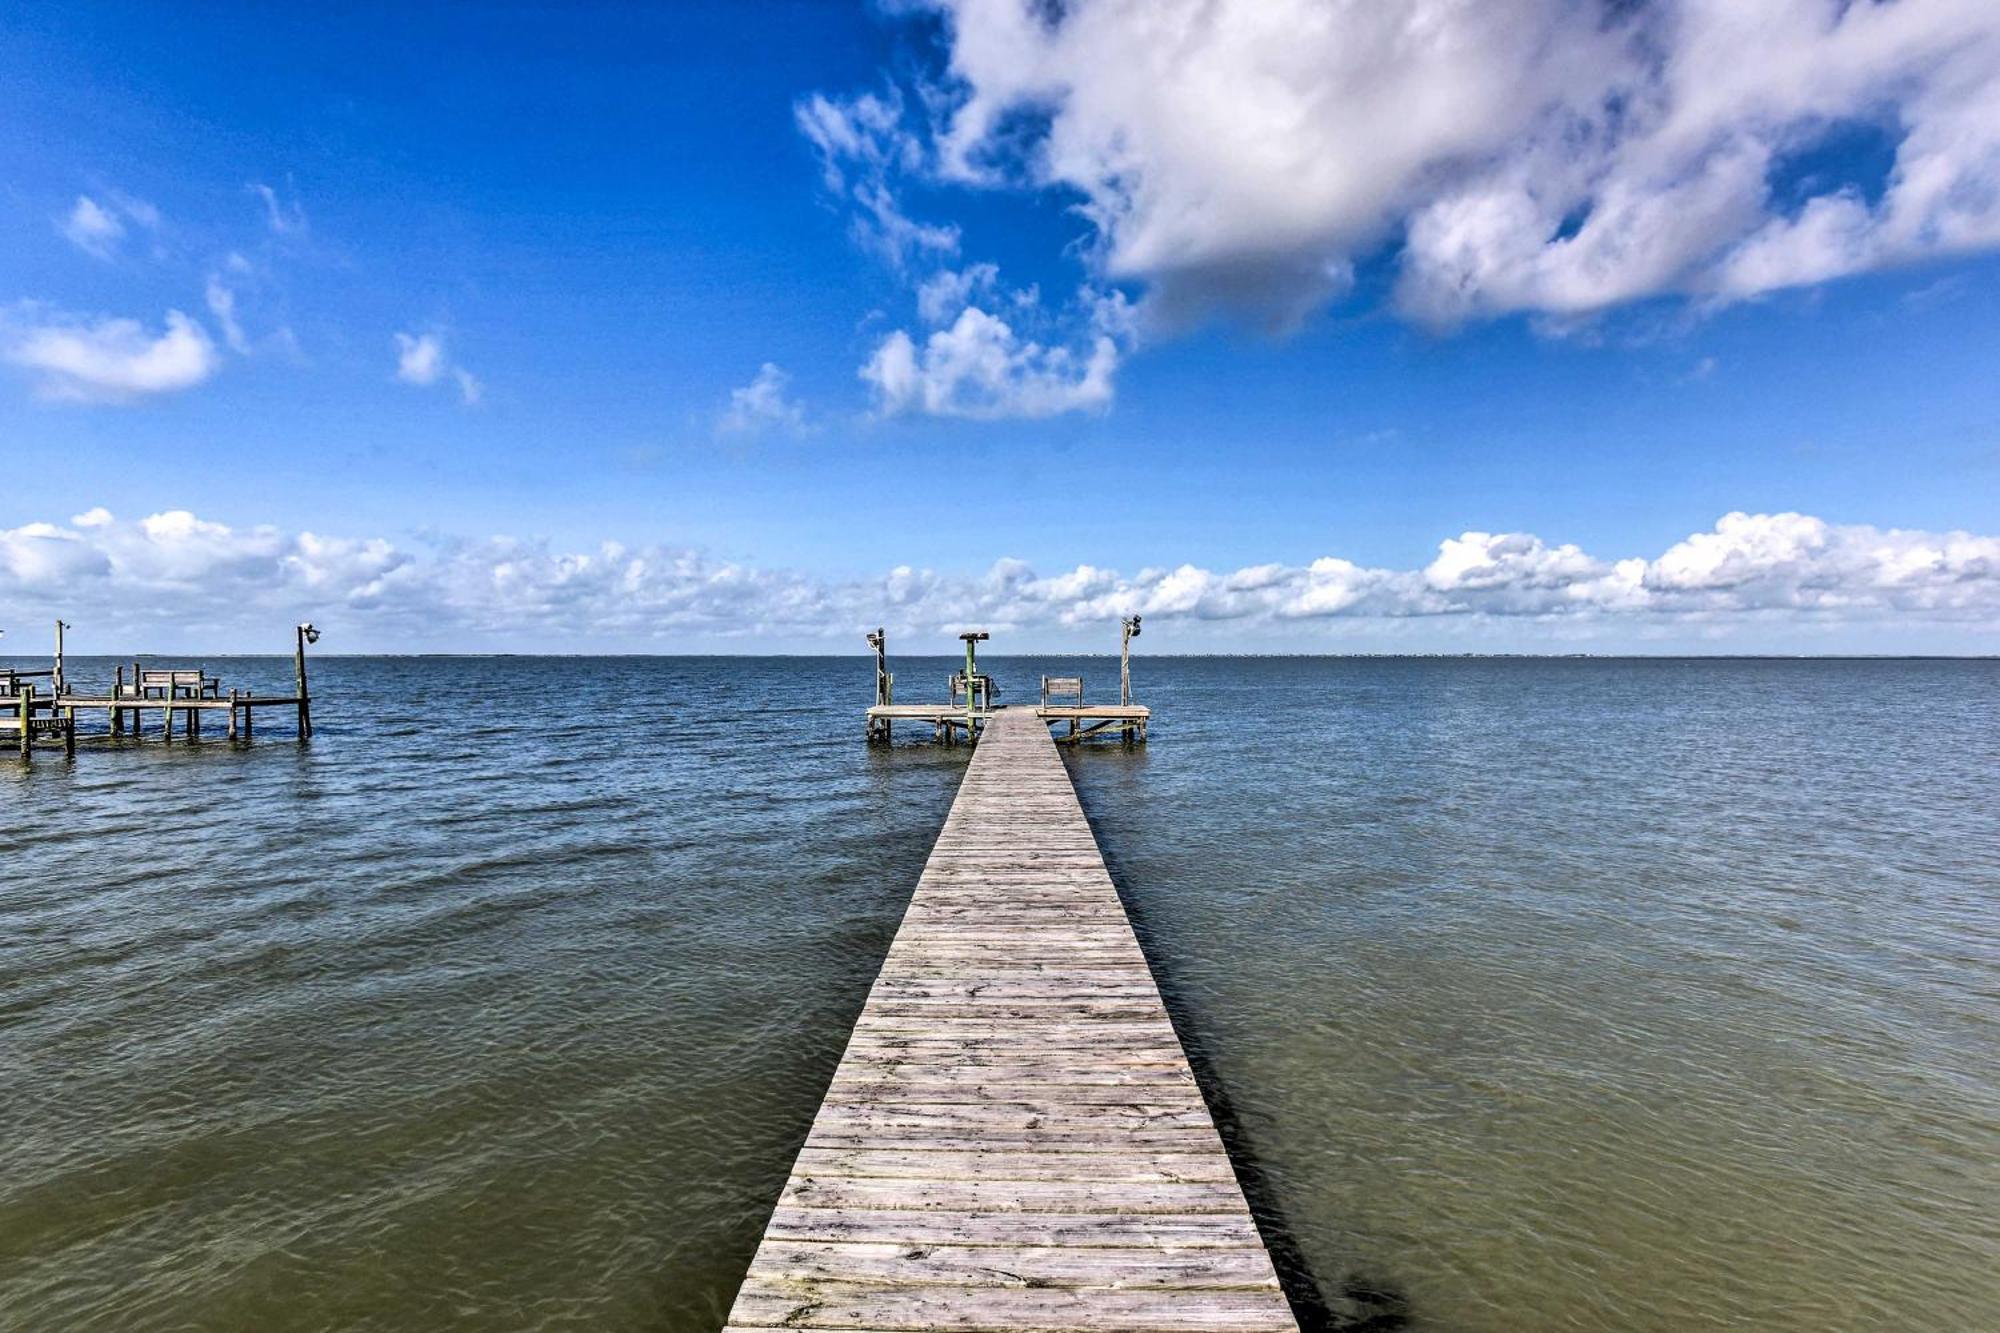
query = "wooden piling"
xmin=867 ymin=628 xmax=893 ymax=743
xmin=295 ymin=623 xmax=314 ymax=740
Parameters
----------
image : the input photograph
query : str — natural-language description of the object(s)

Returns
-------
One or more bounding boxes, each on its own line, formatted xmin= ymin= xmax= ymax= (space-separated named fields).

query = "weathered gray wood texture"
xmin=726 ymin=708 xmax=1294 ymax=1332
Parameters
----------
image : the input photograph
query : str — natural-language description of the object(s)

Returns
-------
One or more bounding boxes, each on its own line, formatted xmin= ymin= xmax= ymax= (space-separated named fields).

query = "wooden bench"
xmin=1 ymin=668 xmax=53 ymax=698
xmin=132 ymin=669 xmax=221 ymax=700
xmin=1041 ymin=675 xmax=1083 ymax=708
xmin=949 ymin=670 xmax=997 ymax=710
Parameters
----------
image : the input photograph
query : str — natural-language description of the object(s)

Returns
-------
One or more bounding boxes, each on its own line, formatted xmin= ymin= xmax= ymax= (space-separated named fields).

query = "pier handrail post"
xmin=294 ymin=622 xmax=319 ymax=741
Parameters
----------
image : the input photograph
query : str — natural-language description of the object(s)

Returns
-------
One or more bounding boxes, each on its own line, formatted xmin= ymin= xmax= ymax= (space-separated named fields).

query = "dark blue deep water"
xmin=3 ymin=656 xmax=1997 ymax=1330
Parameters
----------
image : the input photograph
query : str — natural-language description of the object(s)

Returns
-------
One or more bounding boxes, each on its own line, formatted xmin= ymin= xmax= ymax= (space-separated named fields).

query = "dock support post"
xmin=295 ymin=622 xmax=318 ymax=741
xmin=52 ymin=619 xmax=67 ymax=697
xmin=189 ymin=700 xmax=200 ymax=741
xmin=244 ymin=699 xmax=253 ymax=741
xmin=111 ymin=666 xmax=124 ymax=736
xmin=957 ymin=629 xmax=988 ymax=746
xmin=227 ymin=690 xmax=239 ymax=741
xmin=63 ymin=703 xmax=75 ymax=758
xmin=17 ymin=684 xmax=31 ymax=762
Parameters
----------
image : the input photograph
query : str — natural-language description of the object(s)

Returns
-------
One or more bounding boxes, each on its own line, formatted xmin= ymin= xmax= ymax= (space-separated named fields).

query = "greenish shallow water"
xmin=2 ymin=656 xmax=1996 ymax=1330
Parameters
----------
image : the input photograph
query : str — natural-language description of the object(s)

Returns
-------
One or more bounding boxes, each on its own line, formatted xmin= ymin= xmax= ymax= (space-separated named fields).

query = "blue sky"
xmin=3 ymin=1 xmax=1998 ymax=653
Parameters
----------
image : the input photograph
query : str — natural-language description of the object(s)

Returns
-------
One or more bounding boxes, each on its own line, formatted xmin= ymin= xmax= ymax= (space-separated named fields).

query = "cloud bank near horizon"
xmin=3 ymin=507 xmax=1997 ymax=653
xmin=811 ymin=0 xmax=2000 ymax=416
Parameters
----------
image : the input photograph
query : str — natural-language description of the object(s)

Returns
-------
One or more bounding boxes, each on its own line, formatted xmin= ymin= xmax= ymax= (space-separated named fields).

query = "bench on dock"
xmin=129 ymin=669 xmax=221 ymax=700
xmin=949 ymin=669 xmax=997 ymax=710
xmin=2 ymin=668 xmax=54 ymax=697
xmin=1041 ymin=675 xmax=1083 ymax=708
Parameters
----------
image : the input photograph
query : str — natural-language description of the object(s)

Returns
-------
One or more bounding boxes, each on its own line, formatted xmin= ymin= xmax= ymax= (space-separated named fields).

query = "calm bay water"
xmin=3 ymin=656 xmax=1996 ymax=1330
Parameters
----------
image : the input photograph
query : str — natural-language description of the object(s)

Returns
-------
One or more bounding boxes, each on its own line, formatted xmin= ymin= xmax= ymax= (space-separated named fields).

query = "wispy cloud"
xmin=57 ymin=192 xmax=160 ymax=260
xmin=719 ymin=362 xmax=810 ymax=436
xmin=58 ymin=196 xmax=124 ymax=259
xmin=3 ymin=305 xmax=220 ymax=403
xmin=393 ymin=331 xmax=481 ymax=405
xmin=249 ymin=181 xmax=306 ymax=236
xmin=6 ymin=507 xmax=1997 ymax=649
xmin=204 ymin=275 xmax=250 ymax=353
xmin=796 ymin=90 xmax=957 ymax=269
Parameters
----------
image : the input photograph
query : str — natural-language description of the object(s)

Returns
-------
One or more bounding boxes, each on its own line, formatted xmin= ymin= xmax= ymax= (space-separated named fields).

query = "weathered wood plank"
xmin=792 ymin=1149 xmax=1239 ymax=1183
xmin=805 ymin=1102 xmax=1219 ymax=1131
xmin=740 ymin=1240 xmax=1281 ymax=1290
xmin=729 ymin=1279 xmax=1287 ymax=1331
xmin=757 ymin=1207 xmax=1269 ymax=1249
xmin=802 ymin=1133 xmax=1223 ymax=1155
xmin=779 ymin=1178 xmax=1248 ymax=1215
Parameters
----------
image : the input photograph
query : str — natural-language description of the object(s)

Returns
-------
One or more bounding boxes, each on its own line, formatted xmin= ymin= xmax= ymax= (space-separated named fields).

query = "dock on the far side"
xmin=724 ymin=707 xmax=1296 ymax=1332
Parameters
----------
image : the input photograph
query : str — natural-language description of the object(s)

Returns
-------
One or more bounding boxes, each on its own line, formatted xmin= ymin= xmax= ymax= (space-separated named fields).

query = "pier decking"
xmin=726 ymin=708 xmax=1295 ymax=1332
xmin=864 ymin=702 xmax=1150 ymax=746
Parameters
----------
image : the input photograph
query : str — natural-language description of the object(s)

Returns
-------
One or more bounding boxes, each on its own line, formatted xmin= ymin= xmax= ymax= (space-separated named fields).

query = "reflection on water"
xmin=3 ymin=656 xmax=1996 ymax=1330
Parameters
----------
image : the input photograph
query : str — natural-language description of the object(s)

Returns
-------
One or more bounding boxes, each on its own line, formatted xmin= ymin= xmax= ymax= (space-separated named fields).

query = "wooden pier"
xmin=863 ymin=622 xmax=1150 ymax=746
xmin=3 ymin=620 xmax=321 ymax=761
xmin=725 ymin=708 xmax=1295 ymax=1332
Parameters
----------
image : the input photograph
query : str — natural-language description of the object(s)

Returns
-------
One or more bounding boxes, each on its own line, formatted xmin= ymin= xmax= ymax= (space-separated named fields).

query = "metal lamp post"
xmin=1120 ymin=615 xmax=1141 ymax=706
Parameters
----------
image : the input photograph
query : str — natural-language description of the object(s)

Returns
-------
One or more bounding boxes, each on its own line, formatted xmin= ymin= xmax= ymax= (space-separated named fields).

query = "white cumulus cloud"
xmin=862 ymin=304 xmax=1120 ymax=419
xmin=4 ymin=508 xmax=1996 ymax=651
xmin=823 ymin=0 xmax=2000 ymax=343
xmin=3 ymin=306 xmax=221 ymax=403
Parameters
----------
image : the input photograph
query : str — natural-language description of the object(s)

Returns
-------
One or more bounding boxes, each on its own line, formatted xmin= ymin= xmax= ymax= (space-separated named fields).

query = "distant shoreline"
xmin=10 ymin=652 xmax=1997 ymax=662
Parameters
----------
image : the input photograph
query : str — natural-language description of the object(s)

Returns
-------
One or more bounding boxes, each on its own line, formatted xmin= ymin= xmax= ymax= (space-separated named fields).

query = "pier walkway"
xmin=725 ymin=708 xmax=1295 ymax=1332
